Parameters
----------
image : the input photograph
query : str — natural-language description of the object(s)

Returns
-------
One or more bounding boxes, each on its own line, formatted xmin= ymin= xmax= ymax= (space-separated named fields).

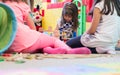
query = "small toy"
xmin=15 ymin=60 xmax=25 ymax=64
xmin=0 ymin=57 xmax=5 ymax=62
xmin=2 ymin=53 xmax=12 ymax=57
xmin=33 ymin=5 xmax=43 ymax=32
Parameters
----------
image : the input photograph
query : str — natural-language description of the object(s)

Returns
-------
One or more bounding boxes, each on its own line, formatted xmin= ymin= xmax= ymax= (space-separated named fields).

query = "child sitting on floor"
xmin=1 ymin=0 xmax=91 ymax=54
xmin=56 ymin=2 xmax=78 ymax=41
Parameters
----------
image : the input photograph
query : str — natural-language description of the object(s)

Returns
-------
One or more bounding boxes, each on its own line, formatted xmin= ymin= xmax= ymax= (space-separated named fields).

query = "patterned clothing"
xmin=57 ymin=19 xmax=74 ymax=39
xmin=59 ymin=22 xmax=73 ymax=38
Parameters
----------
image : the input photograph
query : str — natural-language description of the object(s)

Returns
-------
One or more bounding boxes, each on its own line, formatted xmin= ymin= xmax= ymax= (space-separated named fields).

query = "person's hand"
xmin=53 ymin=30 xmax=60 ymax=38
xmin=39 ymin=27 xmax=44 ymax=33
xmin=116 ymin=40 xmax=120 ymax=48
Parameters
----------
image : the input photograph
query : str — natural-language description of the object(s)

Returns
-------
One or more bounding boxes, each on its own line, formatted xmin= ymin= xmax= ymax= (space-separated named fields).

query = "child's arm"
xmin=20 ymin=1 xmax=36 ymax=30
xmin=55 ymin=24 xmax=59 ymax=30
xmin=26 ymin=14 xmax=36 ymax=30
xmin=53 ymin=24 xmax=60 ymax=38
xmin=87 ymin=7 xmax=102 ymax=34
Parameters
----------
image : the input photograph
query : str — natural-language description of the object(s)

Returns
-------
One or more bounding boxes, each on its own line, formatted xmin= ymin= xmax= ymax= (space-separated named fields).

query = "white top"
xmin=81 ymin=0 xmax=120 ymax=54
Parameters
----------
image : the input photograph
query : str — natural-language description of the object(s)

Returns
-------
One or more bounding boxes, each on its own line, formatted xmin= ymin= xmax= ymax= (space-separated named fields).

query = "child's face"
xmin=64 ymin=15 xmax=72 ymax=22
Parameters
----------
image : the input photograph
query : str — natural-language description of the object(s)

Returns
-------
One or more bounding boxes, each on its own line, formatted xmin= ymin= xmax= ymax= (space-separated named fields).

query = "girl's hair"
xmin=2 ymin=0 xmax=29 ymax=4
xmin=60 ymin=2 xmax=78 ymax=30
xmin=2 ymin=0 xmax=34 ymax=11
xmin=2 ymin=0 xmax=28 ymax=3
xmin=22 ymin=0 xmax=34 ymax=11
xmin=89 ymin=0 xmax=120 ymax=16
xmin=29 ymin=0 xmax=34 ymax=11
xmin=23 ymin=0 xmax=34 ymax=11
xmin=2 ymin=0 xmax=19 ymax=2
xmin=22 ymin=0 xmax=28 ymax=4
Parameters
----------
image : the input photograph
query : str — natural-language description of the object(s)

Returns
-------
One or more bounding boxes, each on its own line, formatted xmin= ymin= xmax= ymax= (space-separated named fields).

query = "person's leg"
xmin=66 ymin=36 xmax=84 ymax=48
xmin=43 ymin=39 xmax=92 ymax=54
xmin=25 ymin=33 xmax=91 ymax=54
xmin=40 ymin=34 xmax=91 ymax=54
xmin=88 ymin=48 xmax=97 ymax=54
xmin=23 ymin=33 xmax=67 ymax=53
xmin=96 ymin=46 xmax=116 ymax=54
xmin=51 ymin=36 xmax=91 ymax=54
xmin=67 ymin=47 xmax=91 ymax=54
xmin=66 ymin=36 xmax=97 ymax=53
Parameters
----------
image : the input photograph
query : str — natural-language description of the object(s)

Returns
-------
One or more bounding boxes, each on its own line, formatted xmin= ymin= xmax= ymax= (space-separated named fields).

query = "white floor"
xmin=0 ymin=52 xmax=120 ymax=75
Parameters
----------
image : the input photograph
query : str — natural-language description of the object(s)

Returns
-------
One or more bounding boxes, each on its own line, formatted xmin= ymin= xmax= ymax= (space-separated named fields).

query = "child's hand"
xmin=53 ymin=30 xmax=60 ymax=38
xmin=38 ymin=27 xmax=44 ymax=33
xmin=116 ymin=40 xmax=120 ymax=48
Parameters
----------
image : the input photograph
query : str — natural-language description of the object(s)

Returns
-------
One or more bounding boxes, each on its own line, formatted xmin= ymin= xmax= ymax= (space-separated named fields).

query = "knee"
xmin=66 ymin=39 xmax=76 ymax=48
xmin=66 ymin=40 xmax=71 ymax=46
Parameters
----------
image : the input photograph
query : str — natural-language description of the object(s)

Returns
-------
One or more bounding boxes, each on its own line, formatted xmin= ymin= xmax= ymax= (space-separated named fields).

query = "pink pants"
xmin=22 ymin=33 xmax=70 ymax=53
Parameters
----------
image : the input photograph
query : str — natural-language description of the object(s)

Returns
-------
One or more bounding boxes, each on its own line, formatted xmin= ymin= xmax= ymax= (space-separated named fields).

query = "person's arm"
xmin=26 ymin=14 xmax=36 ymax=30
xmin=55 ymin=24 xmax=59 ymax=30
xmin=87 ymin=7 xmax=102 ymax=34
xmin=20 ymin=1 xmax=36 ymax=30
xmin=52 ymin=23 xmax=60 ymax=38
xmin=53 ymin=19 xmax=61 ymax=38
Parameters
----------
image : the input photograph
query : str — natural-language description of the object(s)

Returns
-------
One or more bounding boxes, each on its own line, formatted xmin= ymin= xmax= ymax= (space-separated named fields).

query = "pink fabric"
xmin=5 ymin=1 xmax=91 ymax=54
xmin=22 ymin=33 xmax=70 ymax=53
xmin=43 ymin=47 xmax=67 ymax=54
xmin=5 ymin=1 xmax=71 ymax=53
xmin=23 ymin=33 xmax=91 ymax=54
xmin=43 ymin=47 xmax=91 ymax=54
xmin=67 ymin=47 xmax=91 ymax=54
xmin=6 ymin=1 xmax=40 ymax=52
xmin=18 ymin=2 xmax=31 ymax=21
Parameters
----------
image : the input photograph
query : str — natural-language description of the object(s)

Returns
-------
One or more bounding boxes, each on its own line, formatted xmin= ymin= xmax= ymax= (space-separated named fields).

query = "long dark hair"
xmin=60 ymin=2 xmax=78 ymax=30
xmin=89 ymin=0 xmax=120 ymax=16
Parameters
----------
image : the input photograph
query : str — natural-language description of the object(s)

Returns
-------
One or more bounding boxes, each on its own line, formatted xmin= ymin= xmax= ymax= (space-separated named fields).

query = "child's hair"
xmin=2 ymin=0 xmax=34 ymax=11
xmin=22 ymin=0 xmax=28 ymax=4
xmin=89 ymin=0 xmax=120 ymax=16
xmin=60 ymin=2 xmax=78 ymax=30
xmin=23 ymin=0 xmax=34 ymax=11
xmin=2 ymin=0 xmax=18 ymax=2
xmin=29 ymin=0 xmax=34 ymax=11
xmin=2 ymin=0 xmax=28 ymax=4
